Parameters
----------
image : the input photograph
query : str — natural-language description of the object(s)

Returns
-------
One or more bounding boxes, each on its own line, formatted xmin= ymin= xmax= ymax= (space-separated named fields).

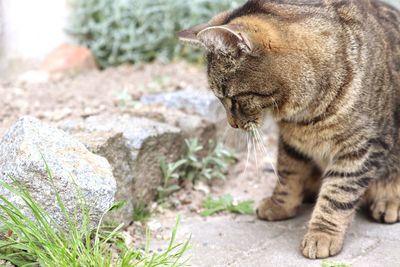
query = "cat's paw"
xmin=301 ymin=231 xmax=344 ymax=259
xmin=370 ymin=199 xmax=400 ymax=224
xmin=256 ymin=197 xmax=298 ymax=221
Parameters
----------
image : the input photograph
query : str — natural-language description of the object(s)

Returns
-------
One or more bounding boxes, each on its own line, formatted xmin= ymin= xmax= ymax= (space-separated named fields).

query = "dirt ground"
xmin=0 ymin=61 xmax=208 ymax=137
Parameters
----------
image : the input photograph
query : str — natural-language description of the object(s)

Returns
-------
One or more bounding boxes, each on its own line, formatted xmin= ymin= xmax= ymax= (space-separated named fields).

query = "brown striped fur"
xmin=178 ymin=0 xmax=400 ymax=259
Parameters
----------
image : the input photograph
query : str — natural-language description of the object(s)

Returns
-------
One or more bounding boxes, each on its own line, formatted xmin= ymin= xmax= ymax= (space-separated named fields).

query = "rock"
xmin=147 ymin=219 xmax=162 ymax=232
xmin=17 ymin=70 xmax=50 ymax=84
xmin=73 ymin=131 xmax=134 ymax=225
xmin=40 ymin=43 xmax=97 ymax=77
xmin=0 ymin=260 xmax=14 ymax=267
xmin=61 ymin=115 xmax=185 ymax=216
xmin=0 ymin=117 xmax=116 ymax=230
xmin=139 ymin=89 xmax=230 ymax=150
xmin=176 ymin=113 xmax=216 ymax=148
xmin=140 ymin=89 xmax=225 ymax=122
xmin=128 ymin=105 xmax=217 ymax=149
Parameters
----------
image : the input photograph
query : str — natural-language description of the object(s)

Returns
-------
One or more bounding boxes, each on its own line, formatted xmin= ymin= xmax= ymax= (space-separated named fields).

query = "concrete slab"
xmin=155 ymin=205 xmax=400 ymax=267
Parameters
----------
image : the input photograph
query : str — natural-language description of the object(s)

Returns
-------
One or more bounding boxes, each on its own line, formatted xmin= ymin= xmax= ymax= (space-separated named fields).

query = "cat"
xmin=178 ymin=0 xmax=400 ymax=259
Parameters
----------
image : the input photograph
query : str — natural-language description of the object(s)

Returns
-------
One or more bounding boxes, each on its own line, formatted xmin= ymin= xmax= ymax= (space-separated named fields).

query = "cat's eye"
xmin=237 ymin=98 xmax=258 ymax=116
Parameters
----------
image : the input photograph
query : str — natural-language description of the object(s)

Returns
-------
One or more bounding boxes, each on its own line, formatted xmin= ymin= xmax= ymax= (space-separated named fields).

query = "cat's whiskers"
xmin=219 ymin=124 xmax=230 ymax=145
xmin=254 ymin=128 xmax=268 ymax=180
xmin=238 ymin=129 xmax=247 ymax=152
xmin=251 ymin=125 xmax=282 ymax=184
xmin=234 ymin=127 xmax=243 ymax=152
xmin=250 ymin=128 xmax=260 ymax=178
xmin=272 ymin=97 xmax=280 ymax=116
xmin=243 ymin=131 xmax=252 ymax=177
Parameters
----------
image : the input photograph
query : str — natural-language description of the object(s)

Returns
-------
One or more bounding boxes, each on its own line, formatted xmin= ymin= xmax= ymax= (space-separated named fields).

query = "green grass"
xmin=321 ymin=260 xmax=351 ymax=267
xmin=0 ymin=170 xmax=190 ymax=267
xmin=132 ymin=200 xmax=152 ymax=223
xmin=200 ymin=194 xmax=254 ymax=217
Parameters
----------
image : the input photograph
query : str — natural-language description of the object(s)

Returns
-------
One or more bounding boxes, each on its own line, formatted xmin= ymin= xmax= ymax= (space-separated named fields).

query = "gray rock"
xmin=127 ymin=105 xmax=217 ymax=150
xmin=140 ymin=89 xmax=225 ymax=122
xmin=176 ymin=113 xmax=217 ymax=149
xmin=73 ymin=131 xmax=134 ymax=225
xmin=0 ymin=117 xmax=116 ymax=230
xmin=63 ymin=115 xmax=185 ymax=217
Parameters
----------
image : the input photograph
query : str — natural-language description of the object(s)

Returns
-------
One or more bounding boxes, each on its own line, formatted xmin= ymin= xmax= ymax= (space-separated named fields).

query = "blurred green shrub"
xmin=68 ymin=0 xmax=244 ymax=68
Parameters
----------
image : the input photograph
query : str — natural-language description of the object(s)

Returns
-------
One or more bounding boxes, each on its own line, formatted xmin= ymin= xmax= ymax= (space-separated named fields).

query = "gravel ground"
xmin=0 ymin=61 xmax=208 ymax=137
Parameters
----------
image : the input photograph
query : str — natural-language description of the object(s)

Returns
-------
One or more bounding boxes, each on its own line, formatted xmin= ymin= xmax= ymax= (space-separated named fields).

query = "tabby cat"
xmin=179 ymin=0 xmax=400 ymax=259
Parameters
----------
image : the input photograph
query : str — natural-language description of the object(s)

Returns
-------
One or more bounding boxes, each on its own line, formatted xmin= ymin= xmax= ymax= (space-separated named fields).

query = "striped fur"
xmin=179 ymin=0 xmax=400 ymax=259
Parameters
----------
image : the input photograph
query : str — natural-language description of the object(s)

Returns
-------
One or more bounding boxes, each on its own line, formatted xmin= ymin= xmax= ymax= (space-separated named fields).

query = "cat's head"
xmin=178 ymin=9 xmax=331 ymax=130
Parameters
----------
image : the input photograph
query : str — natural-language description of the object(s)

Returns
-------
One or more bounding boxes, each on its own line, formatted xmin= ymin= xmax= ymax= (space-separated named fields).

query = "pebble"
xmin=147 ymin=220 xmax=162 ymax=232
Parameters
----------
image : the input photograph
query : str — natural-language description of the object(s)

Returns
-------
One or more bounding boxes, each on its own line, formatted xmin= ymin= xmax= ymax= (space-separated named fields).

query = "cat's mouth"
xmin=243 ymin=121 xmax=259 ymax=131
xmin=227 ymin=112 xmax=264 ymax=131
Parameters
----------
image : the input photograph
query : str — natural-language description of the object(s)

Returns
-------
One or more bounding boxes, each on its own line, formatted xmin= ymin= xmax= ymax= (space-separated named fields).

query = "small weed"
xmin=159 ymin=139 xmax=237 ymax=200
xmin=200 ymin=194 xmax=254 ymax=217
xmin=180 ymin=139 xmax=237 ymax=183
xmin=321 ymin=260 xmax=351 ymax=267
xmin=132 ymin=200 xmax=152 ymax=223
xmin=144 ymin=75 xmax=172 ymax=93
xmin=114 ymin=89 xmax=141 ymax=111
xmin=158 ymin=159 xmax=187 ymax=200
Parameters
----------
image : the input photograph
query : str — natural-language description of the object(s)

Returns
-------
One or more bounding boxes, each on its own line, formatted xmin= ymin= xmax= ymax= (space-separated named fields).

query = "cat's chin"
xmin=239 ymin=120 xmax=262 ymax=131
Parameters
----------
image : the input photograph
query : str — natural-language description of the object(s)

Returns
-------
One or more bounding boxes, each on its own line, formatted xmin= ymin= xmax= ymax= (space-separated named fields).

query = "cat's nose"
xmin=226 ymin=112 xmax=239 ymax=128
xmin=229 ymin=121 xmax=239 ymax=128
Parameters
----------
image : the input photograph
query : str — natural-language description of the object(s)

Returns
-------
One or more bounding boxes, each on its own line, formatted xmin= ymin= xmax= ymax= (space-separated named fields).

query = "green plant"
xmin=158 ymin=139 xmax=237 ymax=199
xmin=321 ymin=260 xmax=350 ymax=267
xmin=200 ymin=194 xmax=254 ymax=217
xmin=68 ymin=0 xmax=245 ymax=68
xmin=139 ymin=76 xmax=172 ymax=94
xmin=0 ymin=172 xmax=189 ymax=266
xmin=158 ymin=159 xmax=187 ymax=200
xmin=132 ymin=200 xmax=152 ymax=223
xmin=181 ymin=139 xmax=237 ymax=183
xmin=114 ymin=89 xmax=141 ymax=111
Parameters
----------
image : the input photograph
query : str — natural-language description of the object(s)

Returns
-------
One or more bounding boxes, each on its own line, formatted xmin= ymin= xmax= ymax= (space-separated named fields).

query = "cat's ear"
xmin=178 ymin=24 xmax=253 ymax=54
xmin=196 ymin=25 xmax=253 ymax=55
xmin=177 ymin=23 xmax=209 ymax=48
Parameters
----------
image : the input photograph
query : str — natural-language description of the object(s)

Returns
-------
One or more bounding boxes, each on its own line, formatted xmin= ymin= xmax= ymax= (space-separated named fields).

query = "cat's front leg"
xmin=257 ymin=139 xmax=318 ymax=221
xmin=301 ymin=158 xmax=374 ymax=259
